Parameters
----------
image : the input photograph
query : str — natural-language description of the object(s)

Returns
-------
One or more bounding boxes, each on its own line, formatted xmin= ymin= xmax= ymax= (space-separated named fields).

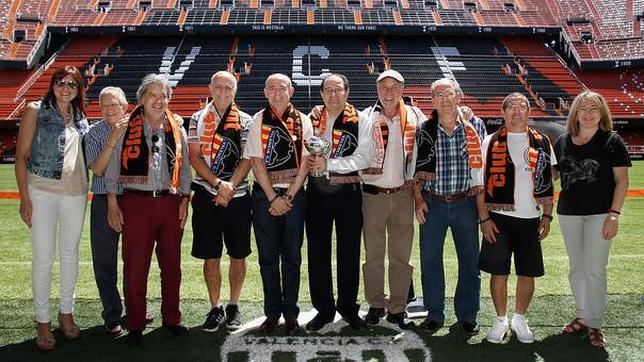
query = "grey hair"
xmin=99 ymin=86 xmax=128 ymax=105
xmin=502 ymin=92 xmax=530 ymax=111
xmin=136 ymin=74 xmax=172 ymax=104
xmin=430 ymin=77 xmax=463 ymax=95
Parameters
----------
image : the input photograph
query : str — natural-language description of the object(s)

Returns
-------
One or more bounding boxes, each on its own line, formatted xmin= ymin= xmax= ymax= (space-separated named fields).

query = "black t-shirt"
xmin=554 ymin=130 xmax=631 ymax=216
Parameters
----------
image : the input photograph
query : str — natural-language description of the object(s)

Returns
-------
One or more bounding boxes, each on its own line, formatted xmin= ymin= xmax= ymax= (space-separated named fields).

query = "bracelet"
xmin=479 ymin=216 xmax=492 ymax=225
xmin=269 ymin=194 xmax=280 ymax=204
xmin=607 ymin=209 xmax=621 ymax=215
xmin=541 ymin=214 xmax=553 ymax=221
xmin=106 ymin=144 xmax=115 ymax=149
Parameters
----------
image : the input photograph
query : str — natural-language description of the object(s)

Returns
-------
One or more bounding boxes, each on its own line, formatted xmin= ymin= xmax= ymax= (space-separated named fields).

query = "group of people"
xmin=15 ymin=65 xmax=630 ymax=351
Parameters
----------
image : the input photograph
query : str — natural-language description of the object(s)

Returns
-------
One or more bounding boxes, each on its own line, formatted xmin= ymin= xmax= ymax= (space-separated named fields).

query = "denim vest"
xmin=27 ymin=100 xmax=89 ymax=179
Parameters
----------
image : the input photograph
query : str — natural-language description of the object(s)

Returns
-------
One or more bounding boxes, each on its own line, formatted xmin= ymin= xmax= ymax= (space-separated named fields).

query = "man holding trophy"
xmin=243 ymin=73 xmax=312 ymax=336
xmin=305 ymin=74 xmax=374 ymax=331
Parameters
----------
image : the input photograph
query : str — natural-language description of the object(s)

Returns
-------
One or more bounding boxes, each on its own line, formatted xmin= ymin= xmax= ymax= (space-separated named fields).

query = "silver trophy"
xmin=304 ymin=136 xmax=331 ymax=177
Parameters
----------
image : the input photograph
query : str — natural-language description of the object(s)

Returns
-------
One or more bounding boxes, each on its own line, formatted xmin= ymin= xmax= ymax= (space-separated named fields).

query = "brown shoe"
xmin=58 ymin=313 xmax=80 ymax=339
xmin=36 ymin=322 xmax=56 ymax=350
xmin=259 ymin=316 xmax=279 ymax=334
xmin=285 ymin=319 xmax=301 ymax=336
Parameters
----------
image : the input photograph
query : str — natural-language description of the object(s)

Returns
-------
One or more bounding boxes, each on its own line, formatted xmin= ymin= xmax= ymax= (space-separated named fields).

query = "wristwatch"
xmin=214 ymin=179 xmax=222 ymax=191
xmin=284 ymin=193 xmax=294 ymax=203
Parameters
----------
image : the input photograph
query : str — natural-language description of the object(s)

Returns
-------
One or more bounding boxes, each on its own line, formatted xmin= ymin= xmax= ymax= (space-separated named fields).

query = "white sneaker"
xmin=511 ymin=314 xmax=535 ymax=343
xmin=486 ymin=317 xmax=509 ymax=344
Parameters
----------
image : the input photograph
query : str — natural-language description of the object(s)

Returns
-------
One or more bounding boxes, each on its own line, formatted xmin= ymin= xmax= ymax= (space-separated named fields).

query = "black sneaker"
xmin=225 ymin=304 xmax=242 ymax=330
xmin=202 ymin=306 xmax=225 ymax=332
xmin=364 ymin=307 xmax=386 ymax=325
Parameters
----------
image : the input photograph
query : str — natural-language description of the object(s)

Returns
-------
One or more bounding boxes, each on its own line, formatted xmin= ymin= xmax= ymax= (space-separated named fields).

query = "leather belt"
xmin=426 ymin=191 xmax=468 ymax=202
xmin=362 ymin=184 xmax=406 ymax=195
xmin=124 ymin=188 xmax=171 ymax=198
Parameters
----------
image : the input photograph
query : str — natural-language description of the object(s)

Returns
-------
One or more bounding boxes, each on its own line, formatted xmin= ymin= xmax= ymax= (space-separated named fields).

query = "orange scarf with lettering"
xmin=119 ymin=105 xmax=183 ymax=191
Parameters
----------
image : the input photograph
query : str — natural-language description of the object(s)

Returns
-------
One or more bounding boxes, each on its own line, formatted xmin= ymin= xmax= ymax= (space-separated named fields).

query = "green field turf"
xmin=0 ymin=162 xmax=642 ymax=361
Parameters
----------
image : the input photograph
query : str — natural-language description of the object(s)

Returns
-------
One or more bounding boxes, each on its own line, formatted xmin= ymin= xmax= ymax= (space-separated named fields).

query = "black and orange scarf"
xmin=260 ymin=103 xmax=303 ymax=184
xmin=484 ymin=126 xmax=554 ymax=211
xmin=198 ymin=102 xmax=243 ymax=181
xmin=414 ymin=109 xmax=484 ymax=182
xmin=310 ymin=102 xmax=361 ymax=184
xmin=119 ymin=105 xmax=183 ymax=190
xmin=363 ymin=99 xmax=416 ymax=175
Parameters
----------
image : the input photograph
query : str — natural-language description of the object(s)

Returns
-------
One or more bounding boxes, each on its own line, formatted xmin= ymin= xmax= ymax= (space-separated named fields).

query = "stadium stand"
xmin=0 ymin=0 xmax=640 ymax=159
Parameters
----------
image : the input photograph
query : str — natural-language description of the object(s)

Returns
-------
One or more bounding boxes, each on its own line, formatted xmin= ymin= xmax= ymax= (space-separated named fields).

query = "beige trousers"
xmin=362 ymin=189 xmax=414 ymax=314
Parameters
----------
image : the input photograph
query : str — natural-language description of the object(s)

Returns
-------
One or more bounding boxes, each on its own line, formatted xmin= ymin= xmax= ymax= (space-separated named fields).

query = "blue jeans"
xmin=252 ymin=187 xmax=305 ymax=320
xmin=419 ymin=194 xmax=480 ymax=324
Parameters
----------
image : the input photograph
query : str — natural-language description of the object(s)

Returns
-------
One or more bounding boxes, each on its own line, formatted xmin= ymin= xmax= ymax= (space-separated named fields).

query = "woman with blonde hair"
xmin=553 ymin=91 xmax=631 ymax=349
xmin=14 ymin=66 xmax=89 ymax=350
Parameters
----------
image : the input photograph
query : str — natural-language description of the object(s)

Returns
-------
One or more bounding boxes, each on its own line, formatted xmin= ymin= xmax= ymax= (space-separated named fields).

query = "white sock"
xmin=212 ymin=303 xmax=223 ymax=309
xmin=512 ymin=313 xmax=525 ymax=321
xmin=497 ymin=315 xmax=508 ymax=324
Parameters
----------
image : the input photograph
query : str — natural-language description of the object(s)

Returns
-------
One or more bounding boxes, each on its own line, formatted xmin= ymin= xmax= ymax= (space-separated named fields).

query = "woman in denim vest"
xmin=15 ymin=66 xmax=89 ymax=350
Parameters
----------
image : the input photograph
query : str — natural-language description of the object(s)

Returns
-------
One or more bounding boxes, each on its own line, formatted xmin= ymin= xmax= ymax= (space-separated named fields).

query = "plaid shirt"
xmin=422 ymin=117 xmax=487 ymax=195
xmin=84 ymin=120 xmax=122 ymax=195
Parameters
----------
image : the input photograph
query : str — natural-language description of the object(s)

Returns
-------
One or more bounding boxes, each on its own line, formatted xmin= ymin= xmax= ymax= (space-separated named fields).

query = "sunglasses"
xmin=55 ymin=79 xmax=79 ymax=90
xmin=151 ymin=135 xmax=161 ymax=153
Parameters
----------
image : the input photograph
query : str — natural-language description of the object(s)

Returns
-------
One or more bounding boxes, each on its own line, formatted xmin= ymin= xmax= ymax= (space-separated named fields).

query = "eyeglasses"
xmin=433 ymin=91 xmax=457 ymax=99
xmin=55 ymin=80 xmax=79 ymax=90
xmin=151 ymin=135 xmax=161 ymax=153
xmin=322 ymin=87 xmax=346 ymax=95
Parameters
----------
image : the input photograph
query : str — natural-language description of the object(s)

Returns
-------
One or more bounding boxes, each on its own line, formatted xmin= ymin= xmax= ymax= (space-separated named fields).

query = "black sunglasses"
xmin=55 ymin=79 xmax=79 ymax=90
xmin=151 ymin=135 xmax=160 ymax=153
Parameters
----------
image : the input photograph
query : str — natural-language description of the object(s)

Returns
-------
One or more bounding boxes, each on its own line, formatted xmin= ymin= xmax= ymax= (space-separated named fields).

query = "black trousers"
xmin=305 ymin=178 xmax=362 ymax=318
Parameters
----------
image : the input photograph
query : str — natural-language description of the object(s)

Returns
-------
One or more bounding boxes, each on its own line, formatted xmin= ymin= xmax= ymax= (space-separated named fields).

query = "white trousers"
xmin=558 ymin=214 xmax=612 ymax=329
xmin=29 ymin=186 xmax=87 ymax=323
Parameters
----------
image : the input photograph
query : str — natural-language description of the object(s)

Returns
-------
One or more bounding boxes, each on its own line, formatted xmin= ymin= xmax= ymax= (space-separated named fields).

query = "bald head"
xmin=209 ymin=71 xmax=238 ymax=113
xmin=211 ymin=71 xmax=238 ymax=91
xmin=264 ymin=73 xmax=294 ymax=114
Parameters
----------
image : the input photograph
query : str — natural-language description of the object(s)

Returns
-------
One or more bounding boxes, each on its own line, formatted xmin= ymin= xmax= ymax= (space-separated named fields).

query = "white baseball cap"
xmin=377 ymin=69 xmax=405 ymax=84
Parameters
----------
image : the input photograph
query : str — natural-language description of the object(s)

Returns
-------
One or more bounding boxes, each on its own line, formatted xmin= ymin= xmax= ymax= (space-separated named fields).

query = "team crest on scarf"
xmin=210 ymin=133 xmax=241 ymax=180
xmin=197 ymin=102 xmax=243 ymax=181
xmin=261 ymin=125 xmax=296 ymax=169
xmin=331 ymin=129 xmax=358 ymax=159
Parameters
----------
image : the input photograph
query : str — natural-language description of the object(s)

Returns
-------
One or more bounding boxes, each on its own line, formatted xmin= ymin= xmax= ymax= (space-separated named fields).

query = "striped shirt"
xmin=84 ymin=120 xmax=122 ymax=195
xmin=422 ymin=117 xmax=487 ymax=195
xmin=188 ymin=103 xmax=252 ymax=197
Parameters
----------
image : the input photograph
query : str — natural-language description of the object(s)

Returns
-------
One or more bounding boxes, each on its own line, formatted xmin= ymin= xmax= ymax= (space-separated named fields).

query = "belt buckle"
xmin=152 ymin=190 xmax=162 ymax=197
xmin=445 ymin=194 xmax=455 ymax=202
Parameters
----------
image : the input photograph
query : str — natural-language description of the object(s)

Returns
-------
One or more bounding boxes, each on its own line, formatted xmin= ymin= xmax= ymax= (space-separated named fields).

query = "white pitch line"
xmin=0 ymin=254 xmax=642 ymax=266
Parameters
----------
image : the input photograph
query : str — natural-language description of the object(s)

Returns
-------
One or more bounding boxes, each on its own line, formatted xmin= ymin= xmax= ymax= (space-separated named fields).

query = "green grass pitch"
xmin=0 ymin=162 xmax=642 ymax=361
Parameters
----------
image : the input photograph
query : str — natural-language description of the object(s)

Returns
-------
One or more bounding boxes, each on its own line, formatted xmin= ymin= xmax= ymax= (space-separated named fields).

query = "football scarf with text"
xmin=260 ymin=103 xmax=303 ymax=184
xmin=119 ymin=105 xmax=183 ymax=190
xmin=414 ymin=109 xmax=484 ymax=182
xmin=484 ymin=126 xmax=554 ymax=211
xmin=363 ymin=99 xmax=416 ymax=175
xmin=198 ymin=102 xmax=243 ymax=182
xmin=310 ymin=102 xmax=361 ymax=184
